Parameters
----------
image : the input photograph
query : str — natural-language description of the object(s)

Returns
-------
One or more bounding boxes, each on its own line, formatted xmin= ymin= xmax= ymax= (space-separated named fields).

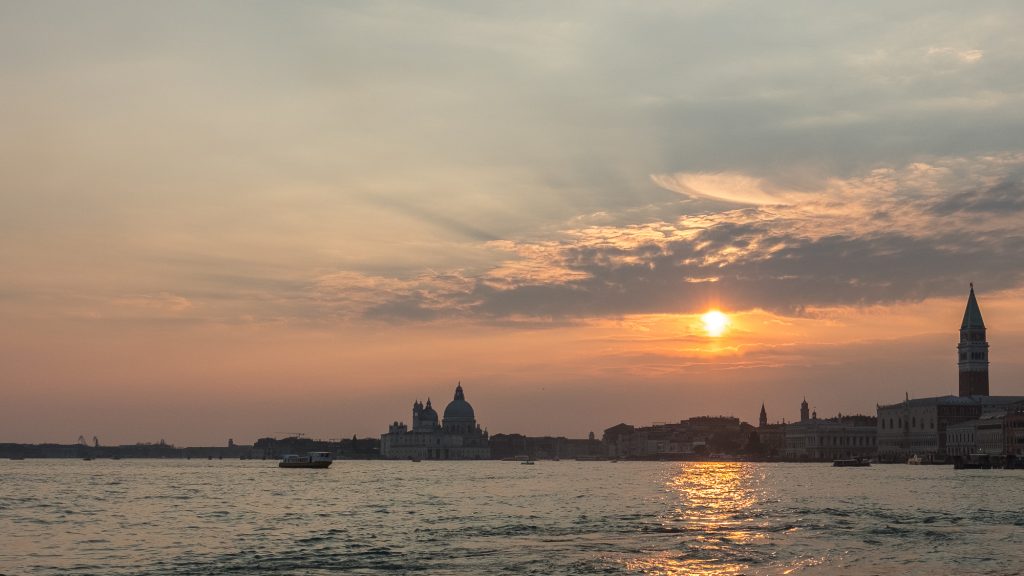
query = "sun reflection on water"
xmin=626 ymin=462 xmax=767 ymax=575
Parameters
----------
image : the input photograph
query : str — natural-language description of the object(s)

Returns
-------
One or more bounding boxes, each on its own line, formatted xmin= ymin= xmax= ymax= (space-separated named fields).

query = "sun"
xmin=701 ymin=310 xmax=729 ymax=337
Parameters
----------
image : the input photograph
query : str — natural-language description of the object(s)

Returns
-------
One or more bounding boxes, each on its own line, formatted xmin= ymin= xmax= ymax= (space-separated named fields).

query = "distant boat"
xmin=954 ymin=453 xmax=992 ymax=470
xmin=833 ymin=457 xmax=870 ymax=467
xmin=9 ymin=457 xmax=25 ymax=460
xmin=907 ymin=454 xmax=923 ymax=465
xmin=520 ymin=460 xmax=535 ymax=465
xmin=279 ymin=452 xmax=332 ymax=469
xmin=82 ymin=457 xmax=94 ymax=461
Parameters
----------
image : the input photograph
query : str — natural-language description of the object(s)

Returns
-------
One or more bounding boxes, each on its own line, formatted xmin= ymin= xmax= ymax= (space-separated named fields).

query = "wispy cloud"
xmin=315 ymin=154 xmax=1024 ymax=323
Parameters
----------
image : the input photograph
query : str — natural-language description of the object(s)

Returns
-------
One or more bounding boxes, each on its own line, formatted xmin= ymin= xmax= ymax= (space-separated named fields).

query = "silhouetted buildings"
xmin=380 ymin=383 xmax=490 ymax=459
xmin=754 ymin=400 xmax=877 ymax=461
xmin=602 ymin=416 xmax=754 ymax=459
xmin=489 ymin=433 xmax=604 ymax=460
xmin=876 ymin=285 xmax=1024 ymax=463
xmin=783 ymin=413 xmax=877 ymax=461
xmin=756 ymin=403 xmax=787 ymax=457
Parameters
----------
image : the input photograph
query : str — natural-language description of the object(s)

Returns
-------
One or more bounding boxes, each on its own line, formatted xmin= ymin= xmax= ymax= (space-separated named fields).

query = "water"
xmin=1 ymin=460 xmax=1022 ymax=575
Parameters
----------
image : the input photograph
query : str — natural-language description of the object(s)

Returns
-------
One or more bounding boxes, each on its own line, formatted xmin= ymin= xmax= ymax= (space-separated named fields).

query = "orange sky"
xmin=2 ymin=3 xmax=1024 ymax=444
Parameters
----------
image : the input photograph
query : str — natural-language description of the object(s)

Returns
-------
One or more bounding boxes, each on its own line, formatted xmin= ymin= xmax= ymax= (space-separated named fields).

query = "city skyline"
xmin=4 ymin=2 xmax=1024 ymax=445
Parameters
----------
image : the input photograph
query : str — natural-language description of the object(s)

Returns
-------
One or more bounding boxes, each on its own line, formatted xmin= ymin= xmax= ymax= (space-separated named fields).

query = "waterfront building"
xmin=945 ymin=418 xmax=978 ymax=459
xmin=1005 ymin=403 xmax=1024 ymax=462
xmin=877 ymin=286 xmax=1024 ymax=462
xmin=945 ymin=409 xmax=1008 ymax=459
xmin=489 ymin=433 xmax=604 ymax=460
xmin=380 ymin=383 xmax=490 ymax=460
xmin=783 ymin=411 xmax=876 ymax=461
xmin=756 ymin=403 xmax=787 ymax=457
xmin=602 ymin=417 xmax=751 ymax=459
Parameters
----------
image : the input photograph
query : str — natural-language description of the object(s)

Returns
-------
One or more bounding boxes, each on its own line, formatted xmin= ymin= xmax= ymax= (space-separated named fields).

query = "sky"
xmin=3 ymin=1 xmax=1024 ymax=445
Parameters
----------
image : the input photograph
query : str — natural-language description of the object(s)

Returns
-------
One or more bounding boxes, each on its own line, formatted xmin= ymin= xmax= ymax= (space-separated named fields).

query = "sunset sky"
xmin=3 ymin=2 xmax=1024 ymax=445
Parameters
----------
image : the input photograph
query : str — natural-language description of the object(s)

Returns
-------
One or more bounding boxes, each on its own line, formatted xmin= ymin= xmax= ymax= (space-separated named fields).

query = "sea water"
xmin=1 ymin=460 xmax=1022 ymax=575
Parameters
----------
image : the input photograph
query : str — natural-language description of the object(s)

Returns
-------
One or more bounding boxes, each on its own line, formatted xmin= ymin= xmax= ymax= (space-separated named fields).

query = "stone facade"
xmin=783 ymin=415 xmax=877 ymax=461
xmin=876 ymin=395 xmax=1023 ymax=462
xmin=1005 ymin=404 xmax=1024 ymax=462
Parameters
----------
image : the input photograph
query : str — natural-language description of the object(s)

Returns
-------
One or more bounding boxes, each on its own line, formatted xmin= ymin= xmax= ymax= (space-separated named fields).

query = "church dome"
xmin=443 ymin=384 xmax=475 ymax=420
xmin=420 ymin=399 xmax=439 ymax=424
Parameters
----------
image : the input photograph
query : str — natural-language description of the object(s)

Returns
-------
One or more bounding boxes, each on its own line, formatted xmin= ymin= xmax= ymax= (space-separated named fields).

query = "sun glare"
xmin=701 ymin=310 xmax=729 ymax=337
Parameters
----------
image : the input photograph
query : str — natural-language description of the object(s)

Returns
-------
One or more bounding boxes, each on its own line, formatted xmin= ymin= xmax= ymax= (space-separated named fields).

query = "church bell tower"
xmin=958 ymin=283 xmax=989 ymax=397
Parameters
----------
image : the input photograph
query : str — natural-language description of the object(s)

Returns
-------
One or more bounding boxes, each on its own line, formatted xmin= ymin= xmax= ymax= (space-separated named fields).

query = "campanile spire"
xmin=958 ymin=283 xmax=989 ymax=396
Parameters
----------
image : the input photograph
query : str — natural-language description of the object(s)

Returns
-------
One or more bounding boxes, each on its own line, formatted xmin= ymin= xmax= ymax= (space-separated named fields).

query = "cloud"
xmin=927 ymin=46 xmax=984 ymax=64
xmin=316 ymin=154 xmax=1024 ymax=323
xmin=650 ymin=172 xmax=793 ymax=205
xmin=928 ymin=174 xmax=1024 ymax=215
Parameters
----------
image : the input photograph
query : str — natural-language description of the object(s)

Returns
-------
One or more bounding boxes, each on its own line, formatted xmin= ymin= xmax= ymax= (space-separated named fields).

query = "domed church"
xmin=381 ymin=383 xmax=490 ymax=460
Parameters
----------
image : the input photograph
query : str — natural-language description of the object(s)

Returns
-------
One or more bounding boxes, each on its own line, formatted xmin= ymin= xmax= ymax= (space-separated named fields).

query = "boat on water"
xmin=278 ymin=452 xmax=333 ymax=469
xmin=907 ymin=454 xmax=923 ymax=465
xmin=520 ymin=460 xmax=535 ymax=465
xmin=954 ymin=453 xmax=992 ymax=470
xmin=833 ymin=457 xmax=870 ymax=467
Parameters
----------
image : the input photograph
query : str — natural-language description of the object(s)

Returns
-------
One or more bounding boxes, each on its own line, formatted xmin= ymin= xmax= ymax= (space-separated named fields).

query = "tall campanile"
xmin=958 ymin=283 xmax=990 ymax=397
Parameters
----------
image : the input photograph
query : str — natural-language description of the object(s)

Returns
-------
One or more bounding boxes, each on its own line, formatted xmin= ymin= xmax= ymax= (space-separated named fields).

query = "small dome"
xmin=444 ymin=383 xmax=475 ymax=420
xmin=421 ymin=399 xmax=439 ymax=423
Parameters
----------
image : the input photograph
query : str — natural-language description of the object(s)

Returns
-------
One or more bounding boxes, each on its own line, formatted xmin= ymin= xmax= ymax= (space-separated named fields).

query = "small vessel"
xmin=954 ymin=454 xmax=992 ymax=470
xmin=833 ymin=457 xmax=870 ymax=467
xmin=520 ymin=460 xmax=535 ymax=465
xmin=278 ymin=452 xmax=333 ymax=469
xmin=907 ymin=454 xmax=923 ymax=465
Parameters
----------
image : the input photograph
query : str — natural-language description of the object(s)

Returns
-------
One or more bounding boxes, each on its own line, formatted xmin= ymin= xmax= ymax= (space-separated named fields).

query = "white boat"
xmin=907 ymin=454 xmax=923 ymax=465
xmin=278 ymin=452 xmax=332 ymax=469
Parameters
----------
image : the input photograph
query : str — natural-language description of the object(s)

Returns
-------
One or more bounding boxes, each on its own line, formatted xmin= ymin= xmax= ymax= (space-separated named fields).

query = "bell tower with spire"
xmin=958 ymin=283 xmax=990 ymax=397
xmin=759 ymin=403 xmax=768 ymax=427
xmin=800 ymin=398 xmax=809 ymax=422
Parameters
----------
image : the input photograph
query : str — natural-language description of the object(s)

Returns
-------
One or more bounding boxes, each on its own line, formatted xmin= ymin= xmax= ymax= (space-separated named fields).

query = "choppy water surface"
xmin=1 ymin=461 xmax=1023 ymax=575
